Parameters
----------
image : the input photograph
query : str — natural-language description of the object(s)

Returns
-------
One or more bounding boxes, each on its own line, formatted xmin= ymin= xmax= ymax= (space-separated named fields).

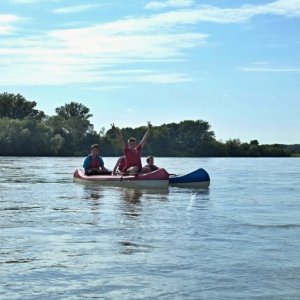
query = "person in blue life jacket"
xmin=83 ymin=144 xmax=109 ymax=175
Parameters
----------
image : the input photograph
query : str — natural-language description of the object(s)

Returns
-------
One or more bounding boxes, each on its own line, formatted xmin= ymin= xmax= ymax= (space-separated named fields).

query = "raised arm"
xmin=111 ymin=123 xmax=126 ymax=150
xmin=139 ymin=121 xmax=152 ymax=148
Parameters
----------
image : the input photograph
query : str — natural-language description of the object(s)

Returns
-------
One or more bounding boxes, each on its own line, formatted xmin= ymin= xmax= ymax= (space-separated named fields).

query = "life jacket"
xmin=149 ymin=165 xmax=159 ymax=171
xmin=89 ymin=156 xmax=100 ymax=169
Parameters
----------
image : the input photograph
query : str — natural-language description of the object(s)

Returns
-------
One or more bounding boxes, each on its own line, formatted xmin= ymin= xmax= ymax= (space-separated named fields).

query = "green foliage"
xmin=46 ymin=102 xmax=94 ymax=155
xmin=225 ymin=139 xmax=242 ymax=156
xmin=0 ymin=92 xmax=45 ymax=120
xmin=148 ymin=120 xmax=216 ymax=156
xmin=0 ymin=92 xmax=297 ymax=157
xmin=0 ymin=118 xmax=59 ymax=155
xmin=49 ymin=134 xmax=65 ymax=155
xmin=55 ymin=102 xmax=92 ymax=120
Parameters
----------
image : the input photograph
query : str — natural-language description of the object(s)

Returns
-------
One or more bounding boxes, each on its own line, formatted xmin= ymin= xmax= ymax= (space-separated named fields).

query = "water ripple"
xmin=243 ymin=223 xmax=300 ymax=229
xmin=1 ymin=157 xmax=300 ymax=300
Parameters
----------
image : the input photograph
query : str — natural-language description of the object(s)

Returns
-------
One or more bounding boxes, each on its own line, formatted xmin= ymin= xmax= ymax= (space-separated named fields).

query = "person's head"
xmin=146 ymin=155 xmax=154 ymax=165
xmin=127 ymin=137 xmax=136 ymax=149
xmin=90 ymin=144 xmax=100 ymax=156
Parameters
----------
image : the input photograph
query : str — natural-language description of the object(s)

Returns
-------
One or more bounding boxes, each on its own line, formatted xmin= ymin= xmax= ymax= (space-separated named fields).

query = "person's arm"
xmin=111 ymin=123 xmax=126 ymax=150
xmin=83 ymin=156 xmax=90 ymax=170
xmin=99 ymin=157 xmax=109 ymax=172
xmin=101 ymin=165 xmax=109 ymax=172
xmin=139 ymin=121 xmax=152 ymax=148
xmin=112 ymin=157 xmax=122 ymax=175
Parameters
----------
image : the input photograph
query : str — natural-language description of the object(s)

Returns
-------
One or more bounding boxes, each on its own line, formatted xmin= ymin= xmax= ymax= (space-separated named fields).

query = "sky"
xmin=1 ymin=0 xmax=299 ymax=144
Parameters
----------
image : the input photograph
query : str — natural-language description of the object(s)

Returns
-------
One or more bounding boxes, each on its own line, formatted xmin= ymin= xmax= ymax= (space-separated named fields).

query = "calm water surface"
xmin=0 ymin=157 xmax=300 ymax=299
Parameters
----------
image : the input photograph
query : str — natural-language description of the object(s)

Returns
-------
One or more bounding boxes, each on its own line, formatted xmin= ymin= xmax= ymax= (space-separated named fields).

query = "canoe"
xmin=169 ymin=168 xmax=210 ymax=188
xmin=73 ymin=168 xmax=169 ymax=189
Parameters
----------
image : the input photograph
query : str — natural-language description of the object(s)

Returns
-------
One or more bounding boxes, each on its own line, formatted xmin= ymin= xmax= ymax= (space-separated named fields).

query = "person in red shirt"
xmin=111 ymin=122 xmax=152 ymax=174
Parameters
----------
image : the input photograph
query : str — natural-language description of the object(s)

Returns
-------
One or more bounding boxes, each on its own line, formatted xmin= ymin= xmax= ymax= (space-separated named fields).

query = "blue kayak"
xmin=169 ymin=168 xmax=210 ymax=188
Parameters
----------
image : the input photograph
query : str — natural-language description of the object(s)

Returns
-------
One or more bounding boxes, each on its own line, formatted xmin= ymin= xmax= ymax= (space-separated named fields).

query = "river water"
xmin=0 ymin=157 xmax=300 ymax=299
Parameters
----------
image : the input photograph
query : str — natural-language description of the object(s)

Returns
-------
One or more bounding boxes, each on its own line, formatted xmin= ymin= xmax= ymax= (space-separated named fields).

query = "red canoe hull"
xmin=73 ymin=168 xmax=169 ymax=189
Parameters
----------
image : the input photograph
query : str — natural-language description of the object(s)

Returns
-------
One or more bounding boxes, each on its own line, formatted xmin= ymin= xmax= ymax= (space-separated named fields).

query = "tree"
xmin=248 ymin=140 xmax=260 ymax=156
xmin=150 ymin=126 xmax=174 ymax=156
xmin=0 ymin=118 xmax=63 ymax=155
xmin=51 ymin=102 xmax=95 ymax=154
xmin=0 ymin=92 xmax=45 ymax=120
xmin=55 ymin=102 xmax=92 ymax=120
xmin=161 ymin=120 xmax=215 ymax=156
xmin=0 ymin=93 xmax=295 ymax=157
xmin=225 ymin=138 xmax=242 ymax=156
xmin=49 ymin=134 xmax=65 ymax=155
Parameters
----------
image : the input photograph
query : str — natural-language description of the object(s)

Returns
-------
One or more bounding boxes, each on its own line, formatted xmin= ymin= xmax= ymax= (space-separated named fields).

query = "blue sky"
xmin=1 ymin=0 xmax=299 ymax=144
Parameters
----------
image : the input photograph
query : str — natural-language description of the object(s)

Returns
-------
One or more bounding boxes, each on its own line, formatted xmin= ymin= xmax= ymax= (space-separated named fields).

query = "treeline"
xmin=0 ymin=93 xmax=299 ymax=157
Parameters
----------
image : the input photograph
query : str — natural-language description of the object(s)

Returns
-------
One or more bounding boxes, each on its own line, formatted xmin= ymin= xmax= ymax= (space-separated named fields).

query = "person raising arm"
xmin=111 ymin=122 xmax=152 ymax=174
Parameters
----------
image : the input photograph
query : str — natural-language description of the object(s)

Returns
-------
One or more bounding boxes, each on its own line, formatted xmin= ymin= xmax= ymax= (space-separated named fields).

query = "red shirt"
xmin=124 ymin=144 xmax=142 ymax=170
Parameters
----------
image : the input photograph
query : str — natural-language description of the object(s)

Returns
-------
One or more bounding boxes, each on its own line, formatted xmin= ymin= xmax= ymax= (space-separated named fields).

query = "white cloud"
xmin=0 ymin=26 xmax=11 ymax=34
xmin=144 ymin=0 xmax=300 ymax=24
xmin=266 ymin=0 xmax=300 ymax=16
xmin=85 ymin=85 xmax=128 ymax=91
xmin=1 ymin=0 xmax=300 ymax=86
xmin=0 ymin=14 xmax=21 ymax=35
xmin=240 ymin=61 xmax=300 ymax=72
xmin=145 ymin=0 xmax=195 ymax=10
xmin=0 ymin=26 xmax=198 ymax=85
xmin=10 ymin=0 xmax=58 ymax=3
xmin=0 ymin=14 xmax=20 ymax=23
xmin=52 ymin=4 xmax=102 ymax=15
xmin=10 ymin=0 xmax=38 ymax=2
xmin=150 ymin=1 xmax=300 ymax=25
xmin=240 ymin=66 xmax=300 ymax=72
xmin=137 ymin=72 xmax=192 ymax=83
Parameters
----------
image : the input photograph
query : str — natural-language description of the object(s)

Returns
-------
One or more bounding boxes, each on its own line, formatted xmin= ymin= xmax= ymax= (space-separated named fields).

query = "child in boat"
xmin=141 ymin=155 xmax=159 ymax=173
xmin=83 ymin=144 xmax=109 ymax=175
xmin=111 ymin=122 xmax=152 ymax=174
xmin=112 ymin=156 xmax=126 ymax=175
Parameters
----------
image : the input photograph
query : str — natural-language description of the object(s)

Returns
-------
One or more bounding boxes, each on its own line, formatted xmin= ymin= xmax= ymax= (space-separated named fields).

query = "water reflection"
xmin=120 ymin=188 xmax=169 ymax=218
xmin=89 ymin=192 xmax=102 ymax=201
xmin=118 ymin=188 xmax=170 ymax=255
xmin=120 ymin=188 xmax=143 ymax=219
xmin=81 ymin=185 xmax=104 ymax=201
xmin=122 ymin=188 xmax=143 ymax=204
xmin=80 ymin=186 xmax=105 ymax=217
xmin=118 ymin=240 xmax=154 ymax=255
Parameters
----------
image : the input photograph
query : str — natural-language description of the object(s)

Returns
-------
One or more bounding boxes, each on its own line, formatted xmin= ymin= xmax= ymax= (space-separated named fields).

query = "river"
xmin=1 ymin=157 xmax=300 ymax=299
